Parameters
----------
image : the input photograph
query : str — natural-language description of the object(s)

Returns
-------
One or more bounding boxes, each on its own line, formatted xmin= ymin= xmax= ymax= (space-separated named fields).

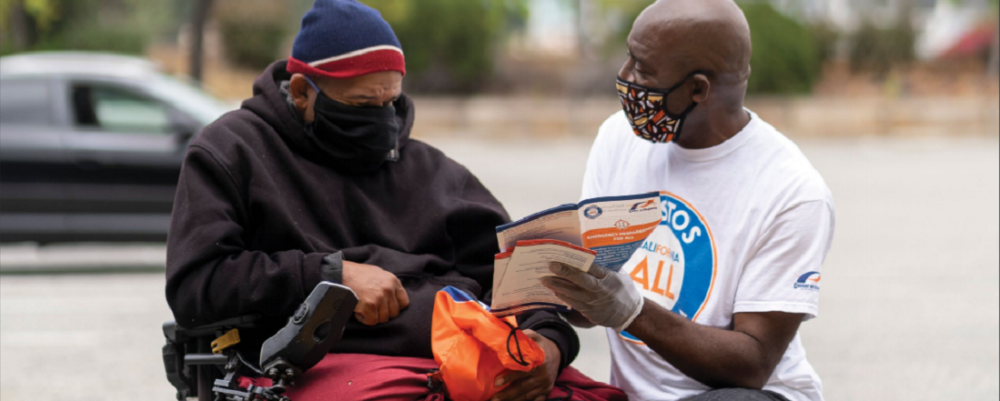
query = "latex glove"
xmin=541 ymin=262 xmax=644 ymax=332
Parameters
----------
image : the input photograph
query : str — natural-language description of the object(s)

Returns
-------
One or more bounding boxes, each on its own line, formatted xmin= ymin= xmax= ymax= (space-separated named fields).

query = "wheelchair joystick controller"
xmin=259 ymin=281 xmax=358 ymax=378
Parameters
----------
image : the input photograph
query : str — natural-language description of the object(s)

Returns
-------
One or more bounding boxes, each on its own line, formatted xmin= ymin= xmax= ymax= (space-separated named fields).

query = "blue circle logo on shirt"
xmin=619 ymin=192 xmax=717 ymax=345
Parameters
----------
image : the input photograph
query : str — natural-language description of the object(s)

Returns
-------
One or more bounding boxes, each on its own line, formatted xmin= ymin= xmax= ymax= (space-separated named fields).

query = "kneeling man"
xmin=544 ymin=1 xmax=834 ymax=400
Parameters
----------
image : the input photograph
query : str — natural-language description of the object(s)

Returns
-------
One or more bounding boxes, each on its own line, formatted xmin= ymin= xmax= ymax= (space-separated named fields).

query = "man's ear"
xmin=289 ymin=73 xmax=314 ymax=112
xmin=690 ymin=74 xmax=712 ymax=103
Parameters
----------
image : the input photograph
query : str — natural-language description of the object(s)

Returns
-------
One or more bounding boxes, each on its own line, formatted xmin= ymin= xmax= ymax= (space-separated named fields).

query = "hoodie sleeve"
xmin=448 ymin=171 xmax=581 ymax=369
xmin=165 ymin=145 xmax=333 ymax=328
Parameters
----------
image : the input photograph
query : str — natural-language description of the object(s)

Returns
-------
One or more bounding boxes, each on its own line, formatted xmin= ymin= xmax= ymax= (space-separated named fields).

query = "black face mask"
xmin=304 ymin=77 xmax=399 ymax=174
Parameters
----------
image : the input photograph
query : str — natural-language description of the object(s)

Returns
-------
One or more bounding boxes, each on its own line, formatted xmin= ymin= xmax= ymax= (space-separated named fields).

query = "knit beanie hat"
xmin=287 ymin=0 xmax=406 ymax=79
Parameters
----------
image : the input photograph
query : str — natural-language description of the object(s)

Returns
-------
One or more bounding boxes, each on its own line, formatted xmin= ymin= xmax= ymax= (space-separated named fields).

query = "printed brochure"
xmin=491 ymin=192 xmax=663 ymax=316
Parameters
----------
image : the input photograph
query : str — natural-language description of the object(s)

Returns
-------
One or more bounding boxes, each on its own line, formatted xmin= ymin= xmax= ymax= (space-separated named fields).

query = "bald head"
xmin=626 ymin=0 xmax=751 ymax=85
xmin=618 ymin=0 xmax=753 ymax=149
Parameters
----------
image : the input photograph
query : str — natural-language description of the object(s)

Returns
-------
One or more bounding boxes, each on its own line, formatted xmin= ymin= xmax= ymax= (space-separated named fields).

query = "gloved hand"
xmin=541 ymin=263 xmax=644 ymax=332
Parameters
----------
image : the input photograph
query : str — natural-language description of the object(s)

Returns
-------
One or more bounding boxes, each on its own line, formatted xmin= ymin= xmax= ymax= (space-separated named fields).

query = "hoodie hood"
xmin=241 ymin=60 xmax=416 ymax=166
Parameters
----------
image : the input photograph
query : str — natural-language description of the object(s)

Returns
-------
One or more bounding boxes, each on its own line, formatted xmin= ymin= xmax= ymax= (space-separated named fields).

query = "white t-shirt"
xmin=582 ymin=110 xmax=834 ymax=401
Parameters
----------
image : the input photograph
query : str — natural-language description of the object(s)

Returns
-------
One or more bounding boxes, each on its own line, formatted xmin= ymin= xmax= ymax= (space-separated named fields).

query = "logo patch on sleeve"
xmin=794 ymin=272 xmax=821 ymax=291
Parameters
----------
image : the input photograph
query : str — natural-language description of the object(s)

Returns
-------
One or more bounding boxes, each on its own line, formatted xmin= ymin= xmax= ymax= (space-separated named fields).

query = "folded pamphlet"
xmin=491 ymin=239 xmax=596 ymax=317
xmin=490 ymin=192 xmax=663 ymax=316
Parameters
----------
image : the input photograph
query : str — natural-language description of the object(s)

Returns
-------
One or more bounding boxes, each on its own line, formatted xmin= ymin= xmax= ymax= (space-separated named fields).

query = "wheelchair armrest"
xmin=162 ymin=315 xmax=261 ymax=400
xmin=163 ymin=314 xmax=262 ymax=344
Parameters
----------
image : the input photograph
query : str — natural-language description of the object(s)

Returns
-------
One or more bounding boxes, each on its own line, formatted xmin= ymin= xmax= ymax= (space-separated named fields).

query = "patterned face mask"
xmin=616 ymin=75 xmax=699 ymax=143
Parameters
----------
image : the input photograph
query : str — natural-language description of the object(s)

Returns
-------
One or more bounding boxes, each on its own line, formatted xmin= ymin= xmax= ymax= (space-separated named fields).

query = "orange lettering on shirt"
xmin=651 ymin=260 xmax=677 ymax=300
xmin=664 ymin=262 xmax=676 ymax=300
xmin=630 ymin=257 xmax=650 ymax=291
xmin=651 ymin=260 xmax=666 ymax=296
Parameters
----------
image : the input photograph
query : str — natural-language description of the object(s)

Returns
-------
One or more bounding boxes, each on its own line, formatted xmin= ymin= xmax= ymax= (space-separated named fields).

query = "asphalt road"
xmin=1 ymin=135 xmax=997 ymax=400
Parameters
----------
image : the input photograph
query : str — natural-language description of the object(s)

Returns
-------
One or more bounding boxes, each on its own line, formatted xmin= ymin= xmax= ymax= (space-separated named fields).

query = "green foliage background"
xmin=0 ymin=0 xmax=178 ymax=56
xmin=849 ymin=21 xmax=916 ymax=76
xmin=593 ymin=0 xmax=650 ymax=47
xmin=216 ymin=0 xmax=290 ymax=70
xmin=6 ymin=0 xmax=967 ymax=95
xmin=589 ymin=1 xmax=824 ymax=95
xmin=740 ymin=2 xmax=822 ymax=94
xmin=361 ymin=0 xmax=528 ymax=93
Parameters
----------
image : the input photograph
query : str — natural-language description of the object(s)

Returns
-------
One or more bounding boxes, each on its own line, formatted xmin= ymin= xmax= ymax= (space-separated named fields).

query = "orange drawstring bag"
xmin=431 ymin=286 xmax=545 ymax=401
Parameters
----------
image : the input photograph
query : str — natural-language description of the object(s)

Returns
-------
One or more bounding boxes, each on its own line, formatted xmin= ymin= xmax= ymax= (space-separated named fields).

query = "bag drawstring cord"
xmin=547 ymin=385 xmax=575 ymax=401
xmin=501 ymin=320 xmax=530 ymax=367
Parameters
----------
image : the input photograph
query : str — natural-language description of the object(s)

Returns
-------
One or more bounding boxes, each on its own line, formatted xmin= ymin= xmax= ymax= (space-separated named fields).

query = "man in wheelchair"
xmin=163 ymin=1 xmax=582 ymax=400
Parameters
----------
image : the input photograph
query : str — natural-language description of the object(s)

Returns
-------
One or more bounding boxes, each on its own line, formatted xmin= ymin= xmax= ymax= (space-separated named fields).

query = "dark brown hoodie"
xmin=165 ymin=61 xmax=578 ymax=368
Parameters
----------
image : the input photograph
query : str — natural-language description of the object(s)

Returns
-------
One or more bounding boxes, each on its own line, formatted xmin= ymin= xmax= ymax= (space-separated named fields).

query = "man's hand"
xmin=341 ymin=261 xmax=410 ymax=326
xmin=541 ymin=262 xmax=643 ymax=331
xmin=491 ymin=329 xmax=560 ymax=401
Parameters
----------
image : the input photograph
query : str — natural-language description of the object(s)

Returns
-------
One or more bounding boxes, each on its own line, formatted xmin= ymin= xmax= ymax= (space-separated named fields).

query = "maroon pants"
xmin=243 ymin=354 xmax=627 ymax=401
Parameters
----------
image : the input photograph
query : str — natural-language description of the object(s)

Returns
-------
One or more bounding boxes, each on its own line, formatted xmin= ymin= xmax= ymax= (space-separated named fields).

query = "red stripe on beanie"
xmin=287 ymin=49 xmax=406 ymax=79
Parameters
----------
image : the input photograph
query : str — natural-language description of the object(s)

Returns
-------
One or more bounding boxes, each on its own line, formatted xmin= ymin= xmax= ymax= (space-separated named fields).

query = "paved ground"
xmin=1 ymin=135 xmax=997 ymax=400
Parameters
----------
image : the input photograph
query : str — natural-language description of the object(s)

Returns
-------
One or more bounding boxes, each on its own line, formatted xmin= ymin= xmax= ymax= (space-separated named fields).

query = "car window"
xmin=147 ymin=75 xmax=229 ymax=126
xmin=0 ymin=79 xmax=53 ymax=125
xmin=72 ymin=83 xmax=171 ymax=134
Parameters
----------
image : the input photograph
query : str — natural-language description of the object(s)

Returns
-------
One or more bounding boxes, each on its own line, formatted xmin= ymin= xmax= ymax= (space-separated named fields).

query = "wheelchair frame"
xmin=162 ymin=282 xmax=359 ymax=401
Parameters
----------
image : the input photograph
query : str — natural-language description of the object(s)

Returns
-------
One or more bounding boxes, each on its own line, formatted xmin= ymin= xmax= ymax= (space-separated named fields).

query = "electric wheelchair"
xmin=162 ymin=282 xmax=358 ymax=401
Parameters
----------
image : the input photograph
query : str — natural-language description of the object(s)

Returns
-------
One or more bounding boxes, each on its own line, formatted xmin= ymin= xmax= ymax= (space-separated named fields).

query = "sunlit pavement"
xmin=1 ymin=135 xmax=998 ymax=400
